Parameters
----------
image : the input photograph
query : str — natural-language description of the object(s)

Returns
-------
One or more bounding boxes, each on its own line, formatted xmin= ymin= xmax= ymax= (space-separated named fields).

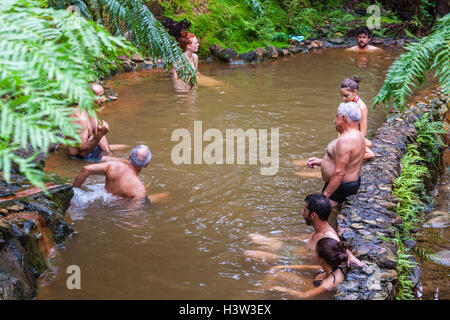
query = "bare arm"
xmin=270 ymin=264 xmax=322 ymax=272
xmin=358 ymin=103 xmax=368 ymax=137
xmin=270 ymin=285 xmax=328 ymax=299
xmin=79 ymin=121 xmax=109 ymax=157
xmin=276 ymin=235 xmax=309 ymax=241
xmin=346 ymin=249 xmax=365 ymax=267
xmin=73 ymin=162 xmax=110 ymax=188
xmin=323 ymin=138 xmax=351 ymax=198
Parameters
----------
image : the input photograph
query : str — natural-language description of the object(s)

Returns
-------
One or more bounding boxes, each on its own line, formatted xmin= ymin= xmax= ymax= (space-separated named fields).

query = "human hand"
xmin=95 ymin=120 xmax=109 ymax=137
xmin=306 ymin=157 xmax=321 ymax=168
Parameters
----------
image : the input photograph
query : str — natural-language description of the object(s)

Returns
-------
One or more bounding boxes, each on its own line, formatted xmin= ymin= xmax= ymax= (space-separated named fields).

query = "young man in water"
xmin=68 ymin=83 xmax=127 ymax=162
xmin=245 ymin=194 xmax=364 ymax=267
xmin=346 ymin=26 xmax=383 ymax=53
xmin=306 ymin=102 xmax=366 ymax=207
xmin=73 ymin=145 xmax=168 ymax=204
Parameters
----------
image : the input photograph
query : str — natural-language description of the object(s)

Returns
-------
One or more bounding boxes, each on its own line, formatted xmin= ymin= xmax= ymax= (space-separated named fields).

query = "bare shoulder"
xmin=369 ymin=45 xmax=383 ymax=52
xmin=320 ymin=230 xmax=339 ymax=241
xmin=337 ymin=131 xmax=364 ymax=148
xmin=345 ymin=46 xmax=358 ymax=52
xmin=357 ymin=99 xmax=368 ymax=111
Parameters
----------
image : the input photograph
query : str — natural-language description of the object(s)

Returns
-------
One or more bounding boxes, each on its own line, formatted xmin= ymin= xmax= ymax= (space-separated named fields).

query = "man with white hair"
xmin=306 ymin=102 xmax=366 ymax=207
xmin=73 ymin=145 xmax=168 ymax=204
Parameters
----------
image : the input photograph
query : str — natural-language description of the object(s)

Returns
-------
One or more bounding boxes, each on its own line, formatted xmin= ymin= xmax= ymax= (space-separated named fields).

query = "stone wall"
xmin=0 ymin=175 xmax=73 ymax=300
xmin=333 ymin=90 xmax=448 ymax=300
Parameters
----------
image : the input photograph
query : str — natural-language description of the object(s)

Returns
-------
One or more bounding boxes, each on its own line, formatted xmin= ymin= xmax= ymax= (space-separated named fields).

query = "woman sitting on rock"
xmin=339 ymin=76 xmax=375 ymax=160
xmin=268 ymin=237 xmax=349 ymax=299
xmin=172 ymin=29 xmax=221 ymax=91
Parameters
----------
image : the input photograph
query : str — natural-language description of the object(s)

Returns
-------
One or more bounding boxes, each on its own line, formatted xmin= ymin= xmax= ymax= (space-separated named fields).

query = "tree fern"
xmin=47 ymin=0 xmax=197 ymax=85
xmin=373 ymin=13 xmax=450 ymax=111
xmin=0 ymin=0 xmax=131 ymax=188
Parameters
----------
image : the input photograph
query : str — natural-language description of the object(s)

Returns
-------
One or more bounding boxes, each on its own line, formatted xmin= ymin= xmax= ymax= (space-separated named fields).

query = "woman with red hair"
xmin=172 ymin=30 xmax=221 ymax=91
xmin=172 ymin=30 xmax=199 ymax=91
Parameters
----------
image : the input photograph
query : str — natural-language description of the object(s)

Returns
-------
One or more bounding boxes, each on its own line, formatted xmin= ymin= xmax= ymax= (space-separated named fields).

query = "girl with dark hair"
xmin=340 ymin=76 xmax=375 ymax=160
xmin=268 ymin=237 xmax=349 ymax=299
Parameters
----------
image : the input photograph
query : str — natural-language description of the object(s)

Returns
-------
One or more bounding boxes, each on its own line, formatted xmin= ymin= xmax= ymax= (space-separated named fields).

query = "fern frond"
xmin=0 ymin=0 xmax=130 ymax=186
xmin=373 ymin=14 xmax=450 ymax=110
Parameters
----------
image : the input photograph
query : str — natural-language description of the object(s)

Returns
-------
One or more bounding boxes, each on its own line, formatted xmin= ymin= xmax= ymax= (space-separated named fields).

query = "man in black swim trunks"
xmin=306 ymin=102 xmax=365 ymax=207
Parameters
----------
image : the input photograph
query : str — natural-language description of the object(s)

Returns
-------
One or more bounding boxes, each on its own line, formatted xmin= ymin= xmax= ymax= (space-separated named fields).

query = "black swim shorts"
xmin=72 ymin=145 xmax=103 ymax=162
xmin=322 ymin=176 xmax=361 ymax=203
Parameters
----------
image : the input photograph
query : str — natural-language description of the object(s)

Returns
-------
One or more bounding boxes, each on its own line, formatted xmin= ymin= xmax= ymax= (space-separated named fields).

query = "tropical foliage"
xmin=373 ymin=13 xmax=450 ymax=111
xmin=45 ymin=0 xmax=197 ymax=84
xmin=391 ymin=113 xmax=445 ymax=299
xmin=152 ymin=0 xmax=410 ymax=55
xmin=0 ymin=0 xmax=131 ymax=188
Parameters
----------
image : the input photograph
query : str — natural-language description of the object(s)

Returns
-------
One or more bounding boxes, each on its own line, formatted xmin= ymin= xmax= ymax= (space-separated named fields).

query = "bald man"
xmin=68 ymin=83 xmax=127 ymax=161
xmin=73 ymin=145 xmax=168 ymax=204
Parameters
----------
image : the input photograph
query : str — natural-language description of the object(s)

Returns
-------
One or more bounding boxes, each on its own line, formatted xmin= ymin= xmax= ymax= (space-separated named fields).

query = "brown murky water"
xmin=37 ymin=48 xmax=401 ymax=299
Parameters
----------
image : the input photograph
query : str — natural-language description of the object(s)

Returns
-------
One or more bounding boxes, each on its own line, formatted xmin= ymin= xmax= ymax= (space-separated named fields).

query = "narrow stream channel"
xmin=38 ymin=48 xmax=401 ymax=299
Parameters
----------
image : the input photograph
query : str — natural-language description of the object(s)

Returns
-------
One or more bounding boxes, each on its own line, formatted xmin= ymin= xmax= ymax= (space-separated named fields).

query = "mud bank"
xmin=0 ymin=174 xmax=73 ymax=300
xmin=333 ymin=89 xmax=448 ymax=300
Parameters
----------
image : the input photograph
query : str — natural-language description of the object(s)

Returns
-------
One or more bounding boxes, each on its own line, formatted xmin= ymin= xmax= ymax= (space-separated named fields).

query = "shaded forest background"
xmin=142 ymin=0 xmax=449 ymax=55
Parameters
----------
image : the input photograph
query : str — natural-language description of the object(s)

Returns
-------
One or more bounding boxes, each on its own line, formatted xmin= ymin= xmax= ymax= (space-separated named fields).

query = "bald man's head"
xmin=130 ymin=145 xmax=152 ymax=168
xmin=90 ymin=83 xmax=104 ymax=96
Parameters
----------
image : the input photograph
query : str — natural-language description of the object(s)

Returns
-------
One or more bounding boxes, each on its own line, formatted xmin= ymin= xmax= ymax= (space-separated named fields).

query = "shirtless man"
xmin=307 ymin=102 xmax=366 ymax=207
xmin=244 ymin=194 xmax=363 ymax=267
xmin=68 ymin=84 xmax=126 ymax=161
xmin=73 ymin=145 xmax=168 ymax=204
xmin=346 ymin=26 xmax=383 ymax=53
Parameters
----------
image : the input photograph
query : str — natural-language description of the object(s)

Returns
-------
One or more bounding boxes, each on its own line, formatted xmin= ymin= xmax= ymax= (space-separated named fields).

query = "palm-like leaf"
xmin=0 ymin=0 xmax=131 ymax=188
xmin=59 ymin=0 xmax=197 ymax=84
xmin=373 ymin=13 xmax=450 ymax=111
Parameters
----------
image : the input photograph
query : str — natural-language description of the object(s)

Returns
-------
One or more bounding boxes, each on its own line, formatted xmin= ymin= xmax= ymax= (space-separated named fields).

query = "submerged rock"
xmin=423 ymin=211 xmax=449 ymax=228
xmin=216 ymin=48 xmax=238 ymax=63
xmin=328 ymin=38 xmax=346 ymax=45
xmin=239 ymin=51 xmax=257 ymax=62
xmin=431 ymin=250 xmax=450 ymax=267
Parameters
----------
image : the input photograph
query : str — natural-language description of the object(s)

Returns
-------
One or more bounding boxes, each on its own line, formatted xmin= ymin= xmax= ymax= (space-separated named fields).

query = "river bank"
xmin=334 ymin=88 xmax=448 ymax=300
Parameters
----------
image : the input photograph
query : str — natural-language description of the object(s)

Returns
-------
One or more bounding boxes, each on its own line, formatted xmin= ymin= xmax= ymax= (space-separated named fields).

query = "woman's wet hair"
xmin=304 ymin=194 xmax=331 ymax=221
xmin=178 ymin=29 xmax=196 ymax=51
xmin=340 ymin=76 xmax=361 ymax=91
xmin=316 ymin=237 xmax=349 ymax=274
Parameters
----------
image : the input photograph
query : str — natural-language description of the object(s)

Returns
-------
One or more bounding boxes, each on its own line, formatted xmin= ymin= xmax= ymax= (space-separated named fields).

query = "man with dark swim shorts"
xmin=68 ymin=84 xmax=127 ymax=162
xmin=306 ymin=102 xmax=365 ymax=207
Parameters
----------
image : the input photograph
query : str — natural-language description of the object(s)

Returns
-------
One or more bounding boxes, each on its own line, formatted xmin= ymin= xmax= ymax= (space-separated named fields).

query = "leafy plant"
xmin=389 ymin=111 xmax=445 ymax=299
xmin=0 ymin=0 xmax=131 ymax=188
xmin=373 ymin=13 xmax=450 ymax=111
xmin=244 ymin=0 xmax=264 ymax=16
xmin=46 ymin=0 xmax=197 ymax=84
xmin=414 ymin=113 xmax=446 ymax=158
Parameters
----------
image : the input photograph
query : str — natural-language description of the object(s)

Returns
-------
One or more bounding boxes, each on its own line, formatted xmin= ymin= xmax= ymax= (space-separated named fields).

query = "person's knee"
xmin=364 ymin=148 xmax=375 ymax=160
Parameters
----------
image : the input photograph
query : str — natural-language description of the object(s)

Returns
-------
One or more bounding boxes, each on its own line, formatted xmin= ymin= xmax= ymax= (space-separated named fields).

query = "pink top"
xmin=355 ymin=96 xmax=360 ymax=103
